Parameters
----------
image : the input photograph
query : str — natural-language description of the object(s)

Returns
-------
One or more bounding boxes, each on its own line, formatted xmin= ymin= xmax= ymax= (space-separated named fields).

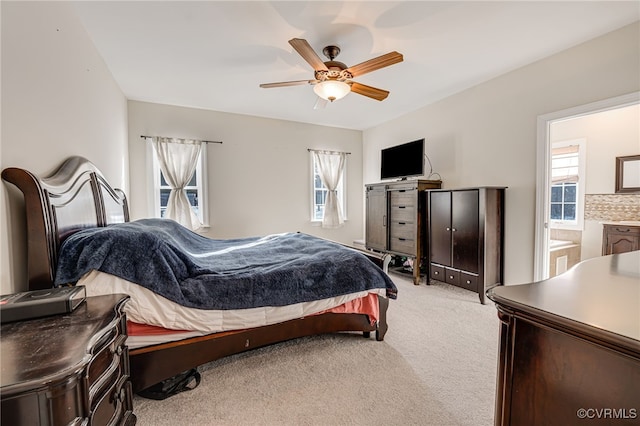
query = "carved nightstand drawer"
xmin=90 ymin=370 xmax=133 ymax=426
xmin=89 ymin=334 xmax=127 ymax=409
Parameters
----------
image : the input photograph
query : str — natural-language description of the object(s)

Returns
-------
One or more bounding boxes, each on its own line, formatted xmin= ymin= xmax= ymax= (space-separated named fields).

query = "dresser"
xmin=1 ymin=294 xmax=136 ymax=426
xmin=601 ymin=222 xmax=640 ymax=255
xmin=428 ymin=187 xmax=505 ymax=304
xmin=487 ymin=253 xmax=640 ymax=426
xmin=365 ymin=179 xmax=442 ymax=284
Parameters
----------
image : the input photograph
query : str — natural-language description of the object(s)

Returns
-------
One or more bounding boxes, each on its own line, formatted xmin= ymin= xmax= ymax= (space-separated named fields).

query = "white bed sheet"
xmin=126 ymin=330 xmax=206 ymax=350
xmin=79 ymin=269 xmax=386 ymax=334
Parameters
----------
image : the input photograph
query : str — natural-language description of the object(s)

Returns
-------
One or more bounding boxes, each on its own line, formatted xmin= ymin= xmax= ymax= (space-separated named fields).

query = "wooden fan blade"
xmin=346 ymin=51 xmax=403 ymax=77
xmin=350 ymin=82 xmax=390 ymax=101
xmin=260 ymin=80 xmax=316 ymax=88
xmin=289 ymin=38 xmax=329 ymax=71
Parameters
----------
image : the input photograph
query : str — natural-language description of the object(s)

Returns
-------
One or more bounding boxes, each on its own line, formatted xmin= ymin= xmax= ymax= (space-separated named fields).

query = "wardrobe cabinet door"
xmin=429 ymin=191 xmax=452 ymax=266
xmin=366 ymin=185 xmax=388 ymax=251
xmin=451 ymin=190 xmax=479 ymax=274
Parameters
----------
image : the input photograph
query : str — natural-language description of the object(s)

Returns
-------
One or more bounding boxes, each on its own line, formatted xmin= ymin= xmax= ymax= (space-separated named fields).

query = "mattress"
xmin=78 ymin=269 xmax=384 ymax=345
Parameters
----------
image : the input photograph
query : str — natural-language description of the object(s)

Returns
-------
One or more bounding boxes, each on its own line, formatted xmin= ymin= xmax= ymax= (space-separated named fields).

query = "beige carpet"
xmin=132 ymin=274 xmax=499 ymax=426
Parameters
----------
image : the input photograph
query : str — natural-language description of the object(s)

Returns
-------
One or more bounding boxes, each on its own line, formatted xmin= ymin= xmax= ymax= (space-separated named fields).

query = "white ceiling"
xmin=72 ymin=1 xmax=639 ymax=131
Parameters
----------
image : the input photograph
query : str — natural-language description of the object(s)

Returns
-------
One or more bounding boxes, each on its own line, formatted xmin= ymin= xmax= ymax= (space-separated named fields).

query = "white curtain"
xmin=313 ymin=150 xmax=347 ymax=228
xmin=152 ymin=137 xmax=203 ymax=231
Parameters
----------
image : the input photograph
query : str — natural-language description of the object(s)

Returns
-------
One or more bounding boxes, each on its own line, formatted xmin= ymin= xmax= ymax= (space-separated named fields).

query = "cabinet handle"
xmin=466 ymin=280 xmax=471 ymax=284
xmin=615 ymin=228 xmax=630 ymax=232
xmin=452 ymin=228 xmax=457 ymax=232
xmin=398 ymin=238 xmax=406 ymax=241
xmin=434 ymin=271 xmax=439 ymax=275
xmin=383 ymin=215 xmax=386 ymax=226
xmin=398 ymin=206 xmax=406 ymax=209
xmin=398 ymin=222 xmax=406 ymax=225
xmin=446 ymin=227 xmax=450 ymax=231
xmin=449 ymin=275 xmax=455 ymax=280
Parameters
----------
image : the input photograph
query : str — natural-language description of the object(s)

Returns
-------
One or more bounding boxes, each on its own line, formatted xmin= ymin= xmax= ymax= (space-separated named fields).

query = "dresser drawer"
xmin=389 ymin=222 xmax=416 ymax=240
xmin=604 ymin=224 xmax=640 ymax=235
xmin=444 ymin=267 xmax=460 ymax=286
xmin=389 ymin=205 xmax=416 ymax=222
xmin=389 ymin=190 xmax=417 ymax=207
xmin=430 ymin=264 xmax=445 ymax=281
xmin=389 ymin=236 xmax=416 ymax=255
xmin=459 ymin=272 xmax=478 ymax=292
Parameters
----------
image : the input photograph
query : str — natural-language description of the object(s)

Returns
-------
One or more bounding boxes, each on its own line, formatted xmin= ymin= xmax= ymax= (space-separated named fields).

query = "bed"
xmin=2 ymin=156 xmax=396 ymax=393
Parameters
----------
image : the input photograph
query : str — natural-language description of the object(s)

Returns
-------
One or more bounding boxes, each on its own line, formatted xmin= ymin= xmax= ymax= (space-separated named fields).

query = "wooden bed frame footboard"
xmin=130 ymin=297 xmax=389 ymax=392
xmin=2 ymin=156 xmax=393 ymax=392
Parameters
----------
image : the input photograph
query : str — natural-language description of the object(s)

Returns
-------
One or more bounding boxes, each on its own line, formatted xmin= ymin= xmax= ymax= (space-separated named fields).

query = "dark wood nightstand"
xmin=1 ymin=294 xmax=136 ymax=425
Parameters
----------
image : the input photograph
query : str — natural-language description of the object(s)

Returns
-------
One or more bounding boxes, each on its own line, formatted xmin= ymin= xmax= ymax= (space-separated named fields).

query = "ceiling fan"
xmin=260 ymin=38 xmax=403 ymax=107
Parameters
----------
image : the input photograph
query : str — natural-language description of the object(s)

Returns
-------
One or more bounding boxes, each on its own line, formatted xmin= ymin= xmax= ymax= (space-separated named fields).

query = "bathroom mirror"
xmin=615 ymin=154 xmax=640 ymax=193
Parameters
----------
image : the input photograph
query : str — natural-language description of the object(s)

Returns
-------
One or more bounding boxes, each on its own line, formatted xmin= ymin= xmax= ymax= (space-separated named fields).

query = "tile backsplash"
xmin=585 ymin=194 xmax=640 ymax=221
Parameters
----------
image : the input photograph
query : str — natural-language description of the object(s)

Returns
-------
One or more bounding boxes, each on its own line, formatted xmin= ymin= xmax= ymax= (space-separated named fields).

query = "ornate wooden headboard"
xmin=2 ymin=156 xmax=129 ymax=290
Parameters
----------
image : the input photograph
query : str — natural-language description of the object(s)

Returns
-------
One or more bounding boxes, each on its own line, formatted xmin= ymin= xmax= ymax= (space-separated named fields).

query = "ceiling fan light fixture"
xmin=313 ymin=80 xmax=350 ymax=102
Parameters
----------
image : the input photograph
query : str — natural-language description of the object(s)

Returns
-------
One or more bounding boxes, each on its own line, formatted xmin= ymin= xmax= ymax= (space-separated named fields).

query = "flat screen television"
xmin=380 ymin=138 xmax=424 ymax=180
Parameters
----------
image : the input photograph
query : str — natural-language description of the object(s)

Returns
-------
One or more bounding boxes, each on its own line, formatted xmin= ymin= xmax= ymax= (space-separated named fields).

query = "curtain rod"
xmin=140 ymin=135 xmax=222 ymax=144
xmin=307 ymin=148 xmax=351 ymax=155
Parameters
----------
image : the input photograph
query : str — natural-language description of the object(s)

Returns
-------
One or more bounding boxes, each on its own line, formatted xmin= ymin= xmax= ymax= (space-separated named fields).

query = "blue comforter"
xmin=55 ymin=219 xmax=397 ymax=310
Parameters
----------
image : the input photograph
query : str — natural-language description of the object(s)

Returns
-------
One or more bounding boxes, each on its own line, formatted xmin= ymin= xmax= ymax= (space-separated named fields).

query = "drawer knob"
xmin=466 ymin=280 xmax=471 ymax=284
xmin=449 ymin=275 xmax=454 ymax=279
xmin=434 ymin=271 xmax=439 ymax=275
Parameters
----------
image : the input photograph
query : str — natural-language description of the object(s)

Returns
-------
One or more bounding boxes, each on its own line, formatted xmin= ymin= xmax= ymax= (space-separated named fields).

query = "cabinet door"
xmin=366 ymin=186 xmax=387 ymax=251
xmin=604 ymin=231 xmax=640 ymax=254
xmin=451 ymin=190 xmax=479 ymax=273
xmin=429 ymin=191 xmax=452 ymax=266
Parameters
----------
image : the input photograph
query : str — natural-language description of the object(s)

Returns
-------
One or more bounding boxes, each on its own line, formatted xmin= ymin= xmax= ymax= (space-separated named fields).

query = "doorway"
xmin=534 ymin=92 xmax=640 ymax=281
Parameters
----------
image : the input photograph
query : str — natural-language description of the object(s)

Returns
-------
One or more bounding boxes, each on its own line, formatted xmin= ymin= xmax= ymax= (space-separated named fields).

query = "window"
xmin=311 ymin=152 xmax=346 ymax=222
xmin=550 ymin=182 xmax=577 ymax=221
xmin=149 ymin=142 xmax=209 ymax=226
xmin=549 ymin=139 xmax=585 ymax=229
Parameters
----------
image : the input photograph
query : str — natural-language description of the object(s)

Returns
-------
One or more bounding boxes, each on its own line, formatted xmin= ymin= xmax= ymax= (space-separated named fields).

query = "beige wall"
xmin=128 ymin=101 xmax=364 ymax=244
xmin=363 ymin=22 xmax=640 ymax=285
xmin=1 ymin=2 xmax=128 ymax=293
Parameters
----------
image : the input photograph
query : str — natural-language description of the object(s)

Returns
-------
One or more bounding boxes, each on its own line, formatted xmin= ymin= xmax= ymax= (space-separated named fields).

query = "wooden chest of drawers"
xmin=365 ymin=179 xmax=442 ymax=285
xmin=1 ymin=294 xmax=136 ymax=426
